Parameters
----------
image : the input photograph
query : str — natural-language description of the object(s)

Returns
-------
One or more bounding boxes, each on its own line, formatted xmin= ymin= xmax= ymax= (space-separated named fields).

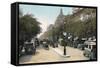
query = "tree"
xmin=63 ymin=8 xmax=96 ymax=38
xmin=19 ymin=14 xmax=41 ymax=45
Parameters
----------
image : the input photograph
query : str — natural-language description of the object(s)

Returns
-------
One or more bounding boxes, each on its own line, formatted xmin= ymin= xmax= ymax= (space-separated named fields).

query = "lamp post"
xmin=63 ymin=32 xmax=67 ymax=55
xmin=62 ymin=21 xmax=68 ymax=55
xmin=61 ymin=21 xmax=70 ymax=57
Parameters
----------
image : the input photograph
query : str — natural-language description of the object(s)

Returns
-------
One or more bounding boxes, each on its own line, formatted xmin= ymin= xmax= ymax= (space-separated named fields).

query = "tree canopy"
xmin=19 ymin=11 xmax=41 ymax=45
xmin=43 ymin=8 xmax=96 ymax=41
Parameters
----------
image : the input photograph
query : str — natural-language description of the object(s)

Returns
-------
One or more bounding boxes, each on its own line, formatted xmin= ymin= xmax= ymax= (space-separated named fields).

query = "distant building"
xmin=47 ymin=24 xmax=54 ymax=31
xmin=55 ymin=9 xmax=65 ymax=27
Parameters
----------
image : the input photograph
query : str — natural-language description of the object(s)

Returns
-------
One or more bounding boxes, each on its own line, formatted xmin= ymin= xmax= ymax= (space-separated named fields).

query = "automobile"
xmin=19 ymin=45 xmax=26 ymax=57
xmin=83 ymin=41 xmax=96 ymax=60
xmin=19 ymin=41 xmax=36 ymax=57
xmin=24 ymin=42 xmax=36 ymax=55
xmin=77 ymin=38 xmax=87 ymax=50
xmin=77 ymin=44 xmax=86 ymax=50
xmin=42 ymin=39 xmax=49 ymax=50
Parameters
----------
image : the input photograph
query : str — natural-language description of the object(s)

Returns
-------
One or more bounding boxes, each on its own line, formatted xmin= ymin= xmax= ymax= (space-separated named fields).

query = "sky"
xmin=19 ymin=4 xmax=73 ymax=37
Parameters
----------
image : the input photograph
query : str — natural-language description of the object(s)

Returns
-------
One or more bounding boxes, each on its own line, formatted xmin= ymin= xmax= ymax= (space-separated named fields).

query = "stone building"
xmin=54 ymin=9 xmax=65 ymax=28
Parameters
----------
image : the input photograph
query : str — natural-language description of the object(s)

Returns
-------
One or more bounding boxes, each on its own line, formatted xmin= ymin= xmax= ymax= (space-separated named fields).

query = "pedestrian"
xmin=34 ymin=38 xmax=39 ymax=48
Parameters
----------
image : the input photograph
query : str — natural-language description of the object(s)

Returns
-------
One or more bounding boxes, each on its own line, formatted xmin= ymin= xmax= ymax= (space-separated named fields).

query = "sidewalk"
xmin=51 ymin=45 xmax=70 ymax=57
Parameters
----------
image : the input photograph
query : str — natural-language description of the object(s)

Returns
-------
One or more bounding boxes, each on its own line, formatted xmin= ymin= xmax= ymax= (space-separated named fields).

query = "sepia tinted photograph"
xmin=17 ymin=3 xmax=97 ymax=65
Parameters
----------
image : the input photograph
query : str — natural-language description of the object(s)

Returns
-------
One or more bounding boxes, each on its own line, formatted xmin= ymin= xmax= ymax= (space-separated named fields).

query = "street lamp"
xmin=63 ymin=32 xmax=67 ymax=36
xmin=61 ymin=22 xmax=70 ymax=57
xmin=62 ymin=21 xmax=68 ymax=56
xmin=63 ymin=32 xmax=67 ymax=55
